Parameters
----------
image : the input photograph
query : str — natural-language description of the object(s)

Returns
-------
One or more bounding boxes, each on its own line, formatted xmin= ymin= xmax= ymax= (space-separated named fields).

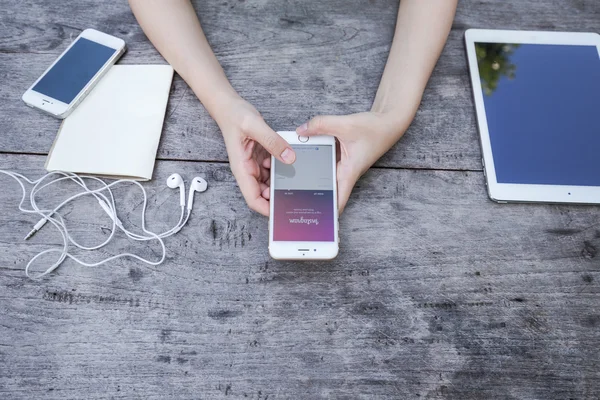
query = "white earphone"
xmin=187 ymin=176 xmax=208 ymax=211
xmin=0 ymin=170 xmax=208 ymax=279
xmin=167 ymin=173 xmax=186 ymax=207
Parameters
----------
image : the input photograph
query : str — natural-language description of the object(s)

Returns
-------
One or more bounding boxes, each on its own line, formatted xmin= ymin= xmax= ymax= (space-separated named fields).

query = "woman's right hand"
xmin=129 ymin=1 xmax=295 ymax=217
xmin=216 ymin=97 xmax=296 ymax=216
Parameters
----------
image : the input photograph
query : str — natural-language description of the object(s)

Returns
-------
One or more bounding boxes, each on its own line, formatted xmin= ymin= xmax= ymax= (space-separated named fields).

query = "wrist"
xmin=209 ymin=93 xmax=263 ymax=142
xmin=372 ymin=107 xmax=417 ymax=141
xmin=371 ymin=81 xmax=422 ymax=137
xmin=202 ymin=88 xmax=243 ymax=128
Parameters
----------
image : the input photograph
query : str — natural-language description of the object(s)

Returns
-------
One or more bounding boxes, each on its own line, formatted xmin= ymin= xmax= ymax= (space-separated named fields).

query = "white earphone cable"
xmin=0 ymin=170 xmax=202 ymax=279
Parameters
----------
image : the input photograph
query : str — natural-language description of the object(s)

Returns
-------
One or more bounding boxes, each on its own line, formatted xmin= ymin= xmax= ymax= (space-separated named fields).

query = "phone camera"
xmin=298 ymin=135 xmax=309 ymax=143
xmin=314 ymin=249 xmax=316 ymax=252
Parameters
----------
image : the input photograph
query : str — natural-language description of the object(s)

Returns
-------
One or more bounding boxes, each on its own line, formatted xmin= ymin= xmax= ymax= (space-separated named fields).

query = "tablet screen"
xmin=476 ymin=43 xmax=600 ymax=186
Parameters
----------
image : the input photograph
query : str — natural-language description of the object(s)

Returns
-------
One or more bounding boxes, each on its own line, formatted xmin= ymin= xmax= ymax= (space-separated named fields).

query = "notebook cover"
xmin=45 ymin=64 xmax=174 ymax=181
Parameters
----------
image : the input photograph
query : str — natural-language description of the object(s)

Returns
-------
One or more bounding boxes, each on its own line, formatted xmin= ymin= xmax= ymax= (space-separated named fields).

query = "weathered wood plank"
xmin=1 ymin=0 xmax=598 ymax=170
xmin=0 ymin=153 xmax=598 ymax=399
xmin=1 ymin=0 xmax=598 ymax=55
xmin=1 ymin=0 xmax=600 ymax=398
xmin=0 ymin=48 xmax=476 ymax=169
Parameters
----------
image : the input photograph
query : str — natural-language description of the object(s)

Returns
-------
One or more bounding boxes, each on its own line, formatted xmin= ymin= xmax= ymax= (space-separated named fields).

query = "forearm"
xmin=129 ymin=0 xmax=239 ymax=123
xmin=372 ymin=0 xmax=457 ymax=128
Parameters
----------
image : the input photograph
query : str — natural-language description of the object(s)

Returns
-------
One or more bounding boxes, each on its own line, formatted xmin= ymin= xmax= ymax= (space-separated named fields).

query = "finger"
xmin=296 ymin=114 xmax=351 ymax=137
xmin=249 ymin=117 xmax=296 ymax=165
xmin=242 ymin=158 xmax=261 ymax=179
xmin=259 ymin=182 xmax=271 ymax=200
xmin=259 ymin=163 xmax=270 ymax=183
xmin=233 ymin=168 xmax=270 ymax=217
xmin=249 ymin=197 xmax=270 ymax=217
xmin=262 ymin=157 xmax=271 ymax=169
xmin=259 ymin=156 xmax=271 ymax=183
xmin=259 ymin=182 xmax=268 ymax=195
xmin=262 ymin=186 xmax=270 ymax=200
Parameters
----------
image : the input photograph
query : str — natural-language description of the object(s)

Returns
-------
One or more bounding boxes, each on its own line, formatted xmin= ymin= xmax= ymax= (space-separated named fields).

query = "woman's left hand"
xmin=296 ymin=111 xmax=411 ymax=213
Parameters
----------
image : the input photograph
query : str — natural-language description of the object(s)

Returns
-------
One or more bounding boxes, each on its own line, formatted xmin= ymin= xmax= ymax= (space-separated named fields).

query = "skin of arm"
xmin=297 ymin=0 xmax=458 ymax=212
xmin=129 ymin=0 xmax=295 ymax=216
xmin=129 ymin=0 xmax=457 ymax=215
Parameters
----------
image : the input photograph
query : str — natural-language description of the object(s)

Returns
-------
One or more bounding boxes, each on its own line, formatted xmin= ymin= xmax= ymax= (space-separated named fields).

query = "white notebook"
xmin=46 ymin=64 xmax=174 ymax=180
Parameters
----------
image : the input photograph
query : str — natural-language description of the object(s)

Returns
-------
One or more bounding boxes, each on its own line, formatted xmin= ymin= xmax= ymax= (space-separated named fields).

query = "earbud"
xmin=0 ymin=169 xmax=212 ymax=279
xmin=166 ymin=173 xmax=185 ymax=207
xmin=187 ymin=177 xmax=208 ymax=211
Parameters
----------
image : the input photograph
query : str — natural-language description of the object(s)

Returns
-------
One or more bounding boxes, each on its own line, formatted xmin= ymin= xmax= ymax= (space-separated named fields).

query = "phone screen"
xmin=272 ymin=144 xmax=335 ymax=242
xmin=32 ymin=37 xmax=117 ymax=104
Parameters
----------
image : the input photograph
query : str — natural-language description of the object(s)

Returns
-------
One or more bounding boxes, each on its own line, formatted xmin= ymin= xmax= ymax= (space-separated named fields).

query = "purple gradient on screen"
xmin=273 ymin=190 xmax=334 ymax=241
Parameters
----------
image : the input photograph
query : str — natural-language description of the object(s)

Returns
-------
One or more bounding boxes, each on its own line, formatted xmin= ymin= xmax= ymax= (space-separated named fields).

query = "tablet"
xmin=465 ymin=29 xmax=600 ymax=204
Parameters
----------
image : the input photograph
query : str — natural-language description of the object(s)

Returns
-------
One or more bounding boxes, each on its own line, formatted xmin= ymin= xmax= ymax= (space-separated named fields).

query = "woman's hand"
xmin=296 ymin=111 xmax=411 ymax=213
xmin=292 ymin=0 xmax=456 ymax=214
xmin=217 ymin=98 xmax=296 ymax=216
xmin=131 ymin=0 xmax=456 ymax=217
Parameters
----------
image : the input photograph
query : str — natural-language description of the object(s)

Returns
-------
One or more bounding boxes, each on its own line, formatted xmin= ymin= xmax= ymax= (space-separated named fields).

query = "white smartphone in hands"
xmin=22 ymin=29 xmax=126 ymax=119
xmin=269 ymin=131 xmax=339 ymax=260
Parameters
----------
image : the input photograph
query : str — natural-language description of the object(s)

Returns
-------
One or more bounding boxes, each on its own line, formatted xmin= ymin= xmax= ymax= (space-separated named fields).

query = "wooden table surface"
xmin=1 ymin=1 xmax=599 ymax=399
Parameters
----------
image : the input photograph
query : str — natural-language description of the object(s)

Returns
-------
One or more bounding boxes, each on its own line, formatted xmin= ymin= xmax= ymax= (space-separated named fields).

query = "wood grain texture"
xmin=1 ymin=0 xmax=598 ymax=170
xmin=0 ymin=154 xmax=599 ymax=399
xmin=1 ymin=0 xmax=600 ymax=398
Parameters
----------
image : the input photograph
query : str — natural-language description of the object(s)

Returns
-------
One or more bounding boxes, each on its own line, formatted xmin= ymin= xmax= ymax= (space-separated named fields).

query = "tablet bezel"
xmin=465 ymin=29 xmax=600 ymax=204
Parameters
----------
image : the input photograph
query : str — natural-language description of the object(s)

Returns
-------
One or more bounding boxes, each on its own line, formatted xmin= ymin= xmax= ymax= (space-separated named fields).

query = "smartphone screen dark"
xmin=32 ymin=37 xmax=116 ymax=104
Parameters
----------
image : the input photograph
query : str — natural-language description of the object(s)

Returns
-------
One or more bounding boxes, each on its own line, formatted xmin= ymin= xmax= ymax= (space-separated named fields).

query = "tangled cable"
xmin=0 ymin=170 xmax=207 ymax=279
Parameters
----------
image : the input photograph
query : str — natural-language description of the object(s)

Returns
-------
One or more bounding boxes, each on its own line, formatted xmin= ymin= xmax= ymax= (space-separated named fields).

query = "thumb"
xmin=249 ymin=117 xmax=296 ymax=164
xmin=296 ymin=115 xmax=350 ymax=137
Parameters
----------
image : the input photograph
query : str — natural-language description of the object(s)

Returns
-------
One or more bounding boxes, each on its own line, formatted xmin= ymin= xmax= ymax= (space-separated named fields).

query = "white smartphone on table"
xmin=269 ymin=131 xmax=339 ymax=260
xmin=22 ymin=29 xmax=126 ymax=119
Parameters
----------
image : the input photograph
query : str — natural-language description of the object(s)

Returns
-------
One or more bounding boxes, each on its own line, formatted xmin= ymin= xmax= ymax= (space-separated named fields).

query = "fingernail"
xmin=297 ymin=122 xmax=308 ymax=134
xmin=281 ymin=148 xmax=295 ymax=164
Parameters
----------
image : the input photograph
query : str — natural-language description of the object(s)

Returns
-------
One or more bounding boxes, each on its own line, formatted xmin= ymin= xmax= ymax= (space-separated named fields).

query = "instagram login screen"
xmin=273 ymin=145 xmax=335 ymax=242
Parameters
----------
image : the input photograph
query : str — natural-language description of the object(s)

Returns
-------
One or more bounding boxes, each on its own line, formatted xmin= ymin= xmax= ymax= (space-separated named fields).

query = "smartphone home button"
xmin=298 ymin=135 xmax=309 ymax=143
